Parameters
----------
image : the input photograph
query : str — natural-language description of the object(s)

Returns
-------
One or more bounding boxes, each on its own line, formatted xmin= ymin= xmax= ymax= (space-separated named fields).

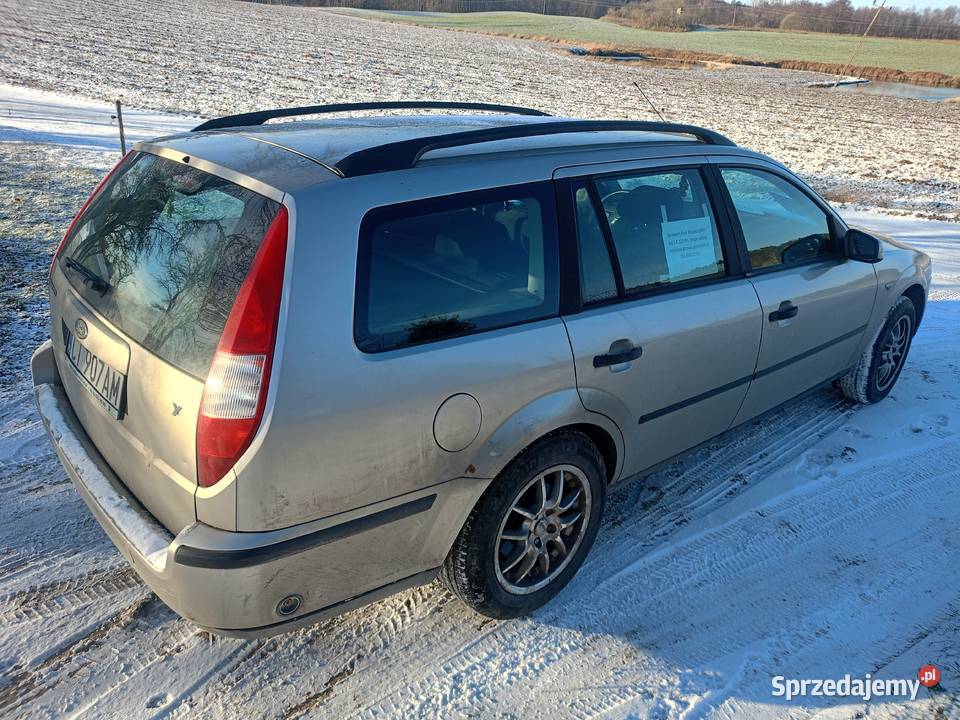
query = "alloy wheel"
xmin=876 ymin=314 xmax=912 ymax=391
xmin=494 ymin=464 xmax=592 ymax=595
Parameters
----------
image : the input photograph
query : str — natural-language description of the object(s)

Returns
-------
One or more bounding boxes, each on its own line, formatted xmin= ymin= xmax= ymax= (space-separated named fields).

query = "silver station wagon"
xmin=32 ymin=102 xmax=931 ymax=636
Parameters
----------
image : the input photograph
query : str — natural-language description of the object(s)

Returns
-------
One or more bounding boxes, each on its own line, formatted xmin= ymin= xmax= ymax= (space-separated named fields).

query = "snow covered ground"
xmin=2 ymin=0 xmax=958 ymax=221
xmin=1 ymin=8 xmax=960 ymax=718
xmin=0 ymin=84 xmax=195 ymax=154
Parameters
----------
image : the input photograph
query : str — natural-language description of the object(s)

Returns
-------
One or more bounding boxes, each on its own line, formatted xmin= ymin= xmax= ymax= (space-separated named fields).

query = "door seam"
xmin=726 ymin=276 xmax=765 ymax=431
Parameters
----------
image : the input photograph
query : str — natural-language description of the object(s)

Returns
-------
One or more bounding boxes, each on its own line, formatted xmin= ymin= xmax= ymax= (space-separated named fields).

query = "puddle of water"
xmin=569 ymin=49 xmax=703 ymax=69
xmin=830 ymin=80 xmax=960 ymax=102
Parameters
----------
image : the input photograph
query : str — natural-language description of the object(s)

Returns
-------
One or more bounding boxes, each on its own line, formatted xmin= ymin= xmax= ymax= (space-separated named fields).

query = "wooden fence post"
xmin=115 ymin=100 xmax=126 ymax=156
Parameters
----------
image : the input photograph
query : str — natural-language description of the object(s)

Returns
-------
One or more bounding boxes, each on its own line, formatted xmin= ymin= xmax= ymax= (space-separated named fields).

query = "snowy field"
xmin=1 ymin=1 xmax=960 ymax=718
xmin=2 ymin=0 xmax=959 ymax=221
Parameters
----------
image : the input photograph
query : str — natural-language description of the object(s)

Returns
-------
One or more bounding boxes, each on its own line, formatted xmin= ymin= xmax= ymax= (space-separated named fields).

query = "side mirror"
xmin=845 ymin=228 xmax=883 ymax=264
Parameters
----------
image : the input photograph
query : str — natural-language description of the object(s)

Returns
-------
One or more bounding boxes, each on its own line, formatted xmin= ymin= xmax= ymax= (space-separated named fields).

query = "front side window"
xmin=594 ymin=168 xmax=725 ymax=293
xmin=720 ymin=168 xmax=831 ymax=270
xmin=356 ymin=185 xmax=559 ymax=352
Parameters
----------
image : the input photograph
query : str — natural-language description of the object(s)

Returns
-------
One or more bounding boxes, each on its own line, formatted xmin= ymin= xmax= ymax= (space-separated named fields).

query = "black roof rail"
xmin=334 ymin=120 xmax=736 ymax=177
xmin=192 ymin=102 xmax=551 ymax=132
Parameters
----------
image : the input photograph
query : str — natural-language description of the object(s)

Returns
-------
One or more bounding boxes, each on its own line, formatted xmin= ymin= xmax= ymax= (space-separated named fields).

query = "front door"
xmin=557 ymin=162 xmax=764 ymax=478
xmin=713 ymin=164 xmax=878 ymax=423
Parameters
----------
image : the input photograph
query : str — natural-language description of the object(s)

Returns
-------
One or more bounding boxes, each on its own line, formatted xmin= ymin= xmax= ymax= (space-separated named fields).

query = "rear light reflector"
xmin=197 ymin=205 xmax=288 ymax=488
xmin=201 ymin=353 xmax=266 ymax=419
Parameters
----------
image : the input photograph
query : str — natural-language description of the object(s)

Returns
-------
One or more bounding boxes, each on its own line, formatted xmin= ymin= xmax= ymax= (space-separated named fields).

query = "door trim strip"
xmin=638 ymin=373 xmax=752 ymax=424
xmin=638 ymin=324 xmax=867 ymax=424
xmin=753 ymin=325 xmax=866 ymax=380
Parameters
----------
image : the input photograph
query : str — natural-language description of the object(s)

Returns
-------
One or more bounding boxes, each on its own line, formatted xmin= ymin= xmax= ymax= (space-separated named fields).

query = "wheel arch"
xmin=901 ymin=283 xmax=925 ymax=332
xmin=563 ymin=423 xmax=619 ymax=484
xmin=464 ymin=388 xmax=625 ymax=485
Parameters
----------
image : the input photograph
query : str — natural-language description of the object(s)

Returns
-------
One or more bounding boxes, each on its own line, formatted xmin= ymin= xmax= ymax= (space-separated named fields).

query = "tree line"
xmin=608 ymin=0 xmax=960 ymax=39
xmin=246 ymin=0 xmax=960 ymax=38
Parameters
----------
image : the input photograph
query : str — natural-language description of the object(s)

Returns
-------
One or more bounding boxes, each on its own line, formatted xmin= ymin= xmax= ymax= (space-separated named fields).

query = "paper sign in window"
xmin=660 ymin=205 xmax=718 ymax=280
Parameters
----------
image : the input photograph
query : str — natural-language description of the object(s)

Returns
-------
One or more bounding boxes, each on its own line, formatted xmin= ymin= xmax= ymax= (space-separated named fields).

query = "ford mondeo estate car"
xmin=32 ymin=102 xmax=931 ymax=637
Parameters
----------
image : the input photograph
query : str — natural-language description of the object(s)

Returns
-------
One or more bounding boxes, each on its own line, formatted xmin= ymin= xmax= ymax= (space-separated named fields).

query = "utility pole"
xmin=834 ymin=0 xmax=887 ymax=88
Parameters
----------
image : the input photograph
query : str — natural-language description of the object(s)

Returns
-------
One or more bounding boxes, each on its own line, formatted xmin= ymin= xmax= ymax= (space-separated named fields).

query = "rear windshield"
xmin=59 ymin=152 xmax=280 ymax=378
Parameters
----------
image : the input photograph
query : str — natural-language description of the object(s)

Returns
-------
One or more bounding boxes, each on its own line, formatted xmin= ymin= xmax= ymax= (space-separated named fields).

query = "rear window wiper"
xmin=64 ymin=256 xmax=111 ymax=296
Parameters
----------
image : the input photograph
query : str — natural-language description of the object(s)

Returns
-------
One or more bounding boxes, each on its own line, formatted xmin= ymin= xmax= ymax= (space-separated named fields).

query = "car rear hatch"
xmin=49 ymin=150 xmax=283 ymax=533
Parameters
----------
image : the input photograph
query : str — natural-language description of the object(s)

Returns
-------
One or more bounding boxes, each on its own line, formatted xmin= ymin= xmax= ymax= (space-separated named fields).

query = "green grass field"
xmin=333 ymin=9 xmax=960 ymax=76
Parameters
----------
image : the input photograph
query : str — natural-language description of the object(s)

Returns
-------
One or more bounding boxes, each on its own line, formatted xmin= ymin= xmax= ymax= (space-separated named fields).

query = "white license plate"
xmin=62 ymin=321 xmax=126 ymax=419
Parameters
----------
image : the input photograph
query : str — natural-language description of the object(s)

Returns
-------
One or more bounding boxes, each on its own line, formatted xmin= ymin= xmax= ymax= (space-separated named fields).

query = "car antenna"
xmin=632 ymin=80 xmax=666 ymax=122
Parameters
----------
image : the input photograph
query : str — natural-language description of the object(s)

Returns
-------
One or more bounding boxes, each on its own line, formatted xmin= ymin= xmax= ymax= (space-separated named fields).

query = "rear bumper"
xmin=32 ymin=340 xmax=480 ymax=637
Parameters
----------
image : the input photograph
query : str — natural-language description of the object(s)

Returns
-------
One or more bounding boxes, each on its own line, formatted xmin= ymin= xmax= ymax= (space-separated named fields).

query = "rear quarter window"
xmin=355 ymin=184 xmax=560 ymax=352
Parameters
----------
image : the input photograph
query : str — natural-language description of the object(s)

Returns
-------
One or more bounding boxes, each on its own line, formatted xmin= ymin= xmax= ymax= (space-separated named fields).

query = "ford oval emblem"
xmin=74 ymin=318 xmax=88 ymax=340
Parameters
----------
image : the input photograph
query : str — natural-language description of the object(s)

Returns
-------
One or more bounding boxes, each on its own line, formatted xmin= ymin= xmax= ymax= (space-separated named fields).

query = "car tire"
xmin=440 ymin=431 xmax=606 ymax=619
xmin=839 ymin=295 xmax=916 ymax=404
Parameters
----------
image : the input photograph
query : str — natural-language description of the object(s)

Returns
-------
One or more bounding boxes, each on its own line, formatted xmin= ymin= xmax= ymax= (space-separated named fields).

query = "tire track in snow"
xmin=0 ymin=594 xmax=157 ymax=713
xmin=593 ymin=455 xmax=951 ymax=642
xmin=0 ymin=518 xmax=117 ymax=594
xmin=0 ymin=546 xmax=88 ymax=585
xmin=605 ymin=392 xmax=849 ymax=532
xmin=141 ymin=640 xmax=254 ymax=719
xmin=0 ymin=565 xmax=142 ymax=626
xmin=311 ymin=392 xmax=856 ymax=716
xmin=58 ymin=615 xmax=203 ymax=720
xmin=2 ymin=597 xmax=206 ymax=719
xmin=563 ymin=391 xmax=853 ymax=607
xmin=299 ymin=597 xmax=492 ymax=717
xmin=525 ymin=442 xmax=960 ymax=717
xmin=343 ymin=441 xmax=960 ymax=718
xmin=699 ymin=591 xmax=960 ymax=717
xmin=195 ymin=586 xmax=461 ymax=718
xmin=0 ymin=449 xmax=55 ymax=472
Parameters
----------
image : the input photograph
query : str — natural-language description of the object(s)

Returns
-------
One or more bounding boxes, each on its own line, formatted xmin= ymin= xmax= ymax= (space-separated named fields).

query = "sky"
xmin=848 ymin=0 xmax=956 ymax=9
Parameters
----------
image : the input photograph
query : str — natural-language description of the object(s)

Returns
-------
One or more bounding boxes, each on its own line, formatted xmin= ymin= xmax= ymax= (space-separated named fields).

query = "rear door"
xmin=711 ymin=162 xmax=878 ymax=424
xmin=556 ymin=159 xmax=764 ymax=478
xmin=50 ymin=151 xmax=282 ymax=532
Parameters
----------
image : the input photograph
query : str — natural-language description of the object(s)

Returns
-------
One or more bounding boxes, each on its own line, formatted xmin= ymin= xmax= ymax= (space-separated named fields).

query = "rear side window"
xmin=356 ymin=184 xmax=559 ymax=352
xmin=59 ymin=152 xmax=280 ymax=378
xmin=594 ymin=168 xmax=725 ymax=293
xmin=720 ymin=168 xmax=831 ymax=270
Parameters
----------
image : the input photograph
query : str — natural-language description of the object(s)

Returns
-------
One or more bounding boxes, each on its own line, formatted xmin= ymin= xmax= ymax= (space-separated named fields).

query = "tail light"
xmin=197 ymin=205 xmax=289 ymax=488
xmin=50 ymin=153 xmax=131 ymax=283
